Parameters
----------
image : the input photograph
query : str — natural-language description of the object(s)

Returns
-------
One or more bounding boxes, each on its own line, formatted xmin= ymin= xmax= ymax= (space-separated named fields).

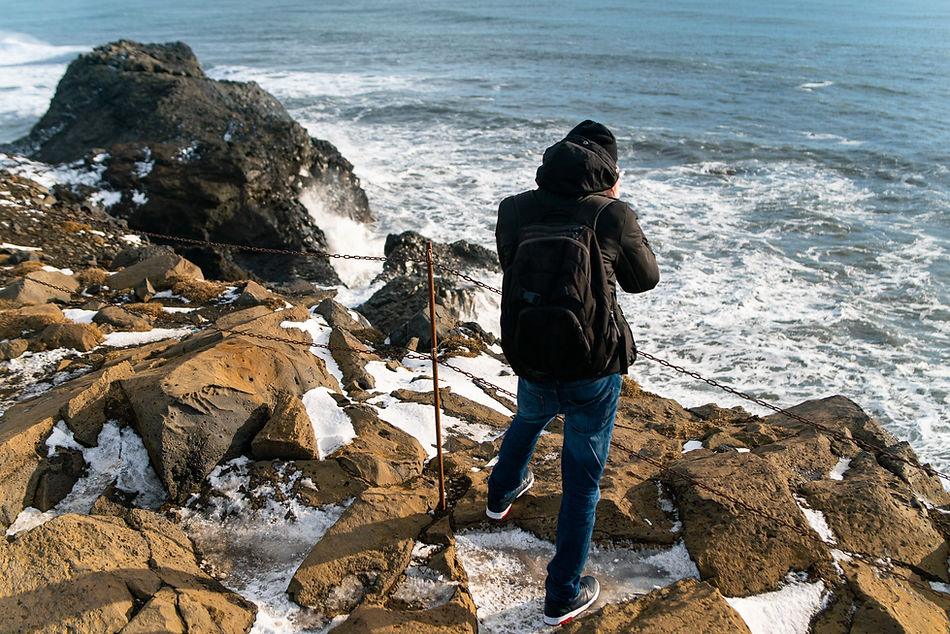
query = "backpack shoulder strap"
xmin=576 ymin=194 xmax=616 ymax=233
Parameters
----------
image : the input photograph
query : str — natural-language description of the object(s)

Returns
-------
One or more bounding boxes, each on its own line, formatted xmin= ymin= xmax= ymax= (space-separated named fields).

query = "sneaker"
xmin=486 ymin=469 xmax=534 ymax=520
xmin=543 ymin=576 xmax=600 ymax=626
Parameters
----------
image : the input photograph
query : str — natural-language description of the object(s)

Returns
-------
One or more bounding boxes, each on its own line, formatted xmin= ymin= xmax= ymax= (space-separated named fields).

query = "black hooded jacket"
xmin=495 ymin=134 xmax=659 ymax=377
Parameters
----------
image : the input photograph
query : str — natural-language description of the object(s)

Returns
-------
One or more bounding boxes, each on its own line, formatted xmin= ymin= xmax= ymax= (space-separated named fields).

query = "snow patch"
xmin=828 ymin=457 xmax=851 ymax=480
xmin=302 ymin=386 xmax=355 ymax=459
xmin=726 ymin=574 xmax=828 ymax=634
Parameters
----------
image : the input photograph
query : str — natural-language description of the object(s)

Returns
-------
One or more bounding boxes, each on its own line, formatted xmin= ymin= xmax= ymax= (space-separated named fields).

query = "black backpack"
xmin=500 ymin=195 xmax=619 ymax=381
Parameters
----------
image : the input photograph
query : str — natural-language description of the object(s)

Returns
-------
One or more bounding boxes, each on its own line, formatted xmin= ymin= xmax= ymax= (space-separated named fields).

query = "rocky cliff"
xmin=1 ymin=40 xmax=371 ymax=285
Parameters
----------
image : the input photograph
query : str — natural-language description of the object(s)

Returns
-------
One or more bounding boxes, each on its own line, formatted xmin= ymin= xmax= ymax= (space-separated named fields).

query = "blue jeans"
xmin=487 ymin=372 xmax=622 ymax=604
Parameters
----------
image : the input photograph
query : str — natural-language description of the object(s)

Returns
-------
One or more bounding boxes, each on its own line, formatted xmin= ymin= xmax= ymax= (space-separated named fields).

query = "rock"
xmin=0 ymin=511 xmax=256 ymax=633
xmin=233 ymin=280 xmax=278 ymax=307
xmin=765 ymin=395 xmax=897 ymax=454
xmin=6 ymin=250 xmax=41 ymax=265
xmin=0 ymin=361 xmax=135 ymax=527
xmin=251 ymin=391 xmax=320 ymax=461
xmin=316 ymin=298 xmax=370 ymax=331
xmin=93 ymin=305 xmax=153 ymax=332
xmin=0 ymin=338 xmax=28 ymax=360
xmin=669 ymin=451 xmax=830 ymax=596
xmin=33 ymin=322 xmax=104 ymax=352
xmin=390 ymin=303 xmax=460 ymax=351
xmin=134 ymin=276 xmax=156 ymax=302
xmin=31 ymin=448 xmax=87 ymax=512
xmin=334 ymin=405 xmax=428 ymax=487
xmin=118 ymin=305 xmax=339 ymax=501
xmin=751 ymin=429 xmax=840 ymax=486
xmin=330 ymin=327 xmax=379 ymax=392
xmin=842 ymin=561 xmax=950 ymax=633
xmin=288 ymin=480 xmax=438 ymax=613
xmin=250 ymin=459 xmax=367 ymax=508
xmin=374 ymin=230 xmax=499 ymax=284
xmin=391 ymin=387 xmax=511 ymax=429
xmin=800 ymin=452 xmax=950 ymax=582
xmin=0 ymin=269 xmax=79 ymax=305
xmin=358 ymin=275 xmax=474 ymax=342
xmin=561 ymin=578 xmax=751 ymax=633
xmin=0 ymin=303 xmax=66 ymax=339
xmin=110 ymin=244 xmax=177 ymax=270
xmin=3 ymin=40 xmax=371 ymax=285
xmin=108 ymin=252 xmax=204 ymax=292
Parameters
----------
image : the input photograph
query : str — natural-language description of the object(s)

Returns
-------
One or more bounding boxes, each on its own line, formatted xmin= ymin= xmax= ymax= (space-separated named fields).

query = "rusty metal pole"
xmin=426 ymin=242 xmax=447 ymax=512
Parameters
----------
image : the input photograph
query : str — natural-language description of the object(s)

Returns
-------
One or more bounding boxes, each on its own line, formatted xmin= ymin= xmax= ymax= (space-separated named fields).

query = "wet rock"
xmin=0 ymin=511 xmax=256 ymax=633
xmin=334 ymin=405 xmax=428 ymax=487
xmin=669 ymin=451 xmax=830 ymax=596
xmin=561 ymin=578 xmax=751 ymax=633
xmin=251 ymin=391 xmax=320 ymax=461
xmin=358 ymin=275 xmax=474 ymax=343
xmin=374 ymin=230 xmax=499 ymax=285
xmin=108 ymin=252 xmax=204 ymax=292
xmin=0 ymin=269 xmax=79 ymax=305
xmin=288 ymin=480 xmax=438 ymax=613
xmin=118 ymin=305 xmax=339 ymax=501
xmin=93 ymin=305 xmax=153 ymax=332
xmin=33 ymin=322 xmax=104 ymax=352
xmin=3 ymin=40 xmax=370 ymax=285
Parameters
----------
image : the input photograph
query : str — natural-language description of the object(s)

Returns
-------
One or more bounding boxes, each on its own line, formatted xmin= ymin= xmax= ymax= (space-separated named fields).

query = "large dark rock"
xmin=2 ymin=40 xmax=372 ymax=285
xmin=375 ymin=230 xmax=499 ymax=284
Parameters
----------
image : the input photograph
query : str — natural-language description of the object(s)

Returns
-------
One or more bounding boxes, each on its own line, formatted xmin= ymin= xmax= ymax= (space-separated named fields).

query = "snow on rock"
xmin=302 ymin=386 xmax=355 ymax=459
xmin=725 ymin=573 xmax=828 ymax=634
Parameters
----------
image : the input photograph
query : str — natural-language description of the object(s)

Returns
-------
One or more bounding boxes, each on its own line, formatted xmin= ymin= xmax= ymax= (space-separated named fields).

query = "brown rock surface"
xmin=251 ymin=391 xmax=320 ymax=461
xmin=119 ymin=305 xmax=339 ymax=501
xmin=844 ymin=561 xmax=950 ymax=633
xmin=0 ymin=303 xmax=65 ymax=338
xmin=108 ymin=252 xmax=204 ymax=292
xmin=0 ymin=511 xmax=255 ymax=633
xmin=288 ymin=481 xmax=438 ymax=614
xmin=33 ymin=322 xmax=104 ymax=352
xmin=0 ymin=269 xmax=79 ymax=305
xmin=330 ymin=326 xmax=379 ymax=392
xmin=670 ymin=451 xmax=830 ymax=596
xmin=562 ymin=578 xmax=751 ymax=633
xmin=93 ymin=304 xmax=153 ymax=332
xmin=0 ymin=361 xmax=134 ymax=528
xmin=334 ymin=405 xmax=428 ymax=486
xmin=801 ymin=453 xmax=950 ymax=582
xmin=392 ymin=387 xmax=512 ymax=430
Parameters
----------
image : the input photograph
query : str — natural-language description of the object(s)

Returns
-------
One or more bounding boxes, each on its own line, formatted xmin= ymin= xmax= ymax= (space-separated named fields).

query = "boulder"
xmin=93 ymin=305 xmax=153 ymax=332
xmin=108 ymin=252 xmax=203 ymax=292
xmin=33 ymin=322 xmax=104 ymax=352
xmin=329 ymin=327 xmax=379 ymax=392
xmin=118 ymin=305 xmax=340 ymax=501
xmin=233 ymin=280 xmax=279 ymax=307
xmin=333 ymin=405 xmax=428 ymax=487
xmin=358 ymin=275 xmax=475 ymax=343
xmin=30 ymin=448 xmax=87 ymax=512
xmin=0 ymin=511 xmax=255 ymax=633
xmin=316 ymin=298 xmax=371 ymax=332
xmin=251 ymin=391 xmax=320 ymax=461
xmin=0 ymin=269 xmax=79 ymax=305
xmin=110 ymin=244 xmax=177 ymax=270
xmin=669 ymin=451 xmax=830 ymax=596
xmin=561 ymin=578 xmax=751 ymax=633
xmin=374 ymin=230 xmax=499 ymax=285
xmin=836 ymin=561 xmax=950 ymax=633
xmin=3 ymin=40 xmax=371 ymax=284
xmin=288 ymin=480 xmax=438 ymax=613
xmin=0 ymin=303 xmax=65 ymax=339
xmin=0 ymin=338 xmax=28 ymax=361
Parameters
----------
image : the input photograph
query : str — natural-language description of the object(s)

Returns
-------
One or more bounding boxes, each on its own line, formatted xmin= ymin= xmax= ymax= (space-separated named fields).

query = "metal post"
xmin=426 ymin=243 xmax=447 ymax=512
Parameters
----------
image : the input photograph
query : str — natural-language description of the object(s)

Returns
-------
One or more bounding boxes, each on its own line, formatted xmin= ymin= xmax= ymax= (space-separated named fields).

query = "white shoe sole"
xmin=486 ymin=475 xmax=534 ymax=520
xmin=543 ymin=582 xmax=600 ymax=626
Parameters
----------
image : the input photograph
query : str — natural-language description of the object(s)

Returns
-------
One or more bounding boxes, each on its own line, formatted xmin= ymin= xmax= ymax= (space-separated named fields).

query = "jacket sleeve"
xmin=601 ymin=201 xmax=659 ymax=294
xmin=495 ymin=196 xmax=519 ymax=271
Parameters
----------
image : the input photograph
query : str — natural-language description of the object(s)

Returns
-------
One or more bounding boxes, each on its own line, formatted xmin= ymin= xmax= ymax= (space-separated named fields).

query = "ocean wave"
xmin=0 ymin=31 xmax=87 ymax=67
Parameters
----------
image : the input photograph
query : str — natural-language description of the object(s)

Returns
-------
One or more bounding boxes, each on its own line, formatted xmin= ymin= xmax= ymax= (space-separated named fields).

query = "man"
xmin=488 ymin=120 xmax=659 ymax=626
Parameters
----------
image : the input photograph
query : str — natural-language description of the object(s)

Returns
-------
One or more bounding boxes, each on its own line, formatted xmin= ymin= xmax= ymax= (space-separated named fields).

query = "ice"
xmin=101 ymin=327 xmax=195 ymax=347
xmin=302 ymin=386 xmax=355 ymax=459
xmin=828 ymin=457 xmax=851 ymax=480
xmin=455 ymin=526 xmax=700 ymax=633
xmin=726 ymin=574 xmax=828 ymax=634
xmin=176 ymin=459 xmax=350 ymax=633
xmin=6 ymin=421 xmax=166 ymax=536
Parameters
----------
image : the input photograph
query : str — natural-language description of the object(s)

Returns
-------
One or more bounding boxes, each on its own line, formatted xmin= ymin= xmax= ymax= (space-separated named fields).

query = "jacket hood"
xmin=535 ymin=133 xmax=620 ymax=196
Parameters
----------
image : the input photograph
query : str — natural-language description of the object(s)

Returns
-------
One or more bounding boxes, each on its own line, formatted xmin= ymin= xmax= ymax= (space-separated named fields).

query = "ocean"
xmin=1 ymin=0 xmax=948 ymax=477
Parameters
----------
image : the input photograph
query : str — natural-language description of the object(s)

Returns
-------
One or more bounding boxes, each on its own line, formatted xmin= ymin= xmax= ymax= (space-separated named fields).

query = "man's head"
xmin=535 ymin=120 xmax=620 ymax=196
